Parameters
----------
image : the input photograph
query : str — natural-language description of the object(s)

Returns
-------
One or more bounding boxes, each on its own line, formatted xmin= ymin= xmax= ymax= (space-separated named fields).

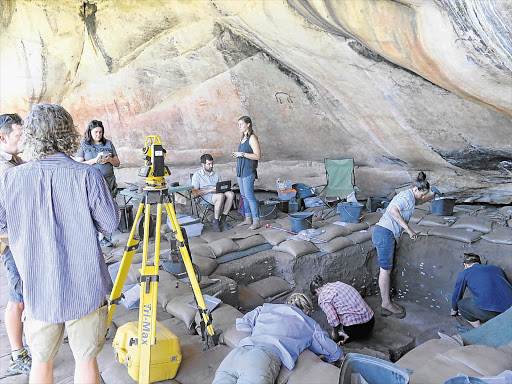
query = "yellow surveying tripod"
xmin=107 ymin=136 xmax=218 ymax=383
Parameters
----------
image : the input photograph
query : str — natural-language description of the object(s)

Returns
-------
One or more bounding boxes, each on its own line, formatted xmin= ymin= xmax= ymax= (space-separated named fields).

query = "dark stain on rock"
xmin=37 ymin=33 xmax=48 ymax=104
xmin=213 ymin=24 xmax=261 ymax=68
xmin=348 ymin=41 xmax=385 ymax=62
xmin=80 ymin=2 xmax=113 ymax=72
xmin=436 ymin=145 xmax=512 ymax=172
xmin=0 ymin=0 xmax=16 ymax=29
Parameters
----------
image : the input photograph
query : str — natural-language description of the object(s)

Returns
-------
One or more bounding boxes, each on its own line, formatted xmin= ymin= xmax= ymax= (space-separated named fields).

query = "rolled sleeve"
xmin=191 ymin=172 xmax=200 ymax=190
xmin=309 ymin=325 xmax=343 ymax=363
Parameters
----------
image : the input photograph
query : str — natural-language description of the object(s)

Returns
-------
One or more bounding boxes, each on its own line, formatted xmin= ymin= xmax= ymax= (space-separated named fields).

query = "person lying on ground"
xmin=212 ymin=293 xmax=343 ymax=384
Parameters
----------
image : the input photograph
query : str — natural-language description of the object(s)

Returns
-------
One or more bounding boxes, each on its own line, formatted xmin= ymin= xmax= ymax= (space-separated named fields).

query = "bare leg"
xmin=223 ymin=191 xmax=235 ymax=215
xmin=75 ymin=358 xmax=100 ymax=384
xmin=211 ymin=193 xmax=225 ymax=220
xmin=30 ymin=358 xmax=54 ymax=384
xmin=5 ymin=301 xmax=24 ymax=350
xmin=379 ymin=268 xmax=402 ymax=313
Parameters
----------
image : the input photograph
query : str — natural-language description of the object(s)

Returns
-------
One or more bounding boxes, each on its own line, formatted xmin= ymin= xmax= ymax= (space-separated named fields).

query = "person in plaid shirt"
xmin=310 ymin=275 xmax=374 ymax=344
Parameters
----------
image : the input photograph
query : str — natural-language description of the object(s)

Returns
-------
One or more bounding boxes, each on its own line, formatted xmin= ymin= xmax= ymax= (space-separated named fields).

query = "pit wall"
xmin=216 ymin=234 xmax=511 ymax=314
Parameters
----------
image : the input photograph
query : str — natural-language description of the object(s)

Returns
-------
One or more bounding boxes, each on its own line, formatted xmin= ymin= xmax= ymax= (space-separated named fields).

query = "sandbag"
xmin=247 ymin=276 xmax=292 ymax=299
xmin=175 ymin=344 xmax=231 ymax=384
xmin=333 ymin=221 xmax=369 ymax=232
xmin=361 ymin=212 xmax=383 ymax=226
xmin=200 ymin=231 xmax=227 ymax=243
xmin=273 ymin=240 xmax=320 ymax=258
xmin=274 ymin=217 xmax=292 ymax=230
xmin=428 ymin=227 xmax=482 ymax=243
xmin=316 ymin=224 xmax=351 ymax=241
xmin=189 ymin=243 xmax=215 ymax=259
xmin=202 ymin=274 xmax=238 ymax=308
xmin=346 ymin=229 xmax=373 ymax=244
xmin=238 ymin=285 xmax=265 ymax=311
xmin=444 ymin=345 xmax=512 ymax=375
xmin=234 ymin=234 xmax=267 ymax=251
xmin=222 ymin=325 xmax=250 ymax=349
xmin=408 ymin=223 xmax=431 ymax=236
xmin=194 ymin=303 xmax=244 ymax=337
xmin=157 ymin=271 xmax=191 ymax=309
xmin=191 ymin=255 xmax=218 ymax=276
xmin=165 ymin=294 xmax=197 ymax=330
xmin=317 ymin=237 xmax=355 ymax=253
xmin=418 ymin=214 xmax=454 ymax=227
xmin=451 ymin=215 xmax=493 ymax=234
xmin=409 ymin=210 xmax=425 ymax=224
xmin=285 ymin=349 xmax=340 ymax=384
xmin=260 ymin=229 xmax=289 ymax=245
xmin=206 ymin=238 xmax=240 ymax=258
xmin=481 ymin=226 xmax=512 ymax=245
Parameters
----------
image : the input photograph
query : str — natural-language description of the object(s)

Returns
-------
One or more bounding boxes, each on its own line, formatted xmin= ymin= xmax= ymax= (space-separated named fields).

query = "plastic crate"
xmin=277 ymin=189 xmax=296 ymax=200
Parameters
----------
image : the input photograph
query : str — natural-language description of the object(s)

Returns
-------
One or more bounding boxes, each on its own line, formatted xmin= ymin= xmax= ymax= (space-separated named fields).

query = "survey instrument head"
xmin=138 ymin=135 xmax=171 ymax=188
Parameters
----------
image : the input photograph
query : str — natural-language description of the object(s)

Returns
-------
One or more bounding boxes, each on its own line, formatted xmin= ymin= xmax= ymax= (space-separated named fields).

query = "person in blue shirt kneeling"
xmin=451 ymin=253 xmax=512 ymax=328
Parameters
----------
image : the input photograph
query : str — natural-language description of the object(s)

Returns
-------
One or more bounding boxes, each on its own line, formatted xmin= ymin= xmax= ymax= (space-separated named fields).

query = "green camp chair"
xmin=311 ymin=158 xmax=357 ymax=219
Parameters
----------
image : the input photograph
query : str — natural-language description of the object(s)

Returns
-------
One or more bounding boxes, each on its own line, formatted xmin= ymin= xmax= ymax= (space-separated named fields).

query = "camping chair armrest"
xmin=309 ymin=184 xmax=327 ymax=194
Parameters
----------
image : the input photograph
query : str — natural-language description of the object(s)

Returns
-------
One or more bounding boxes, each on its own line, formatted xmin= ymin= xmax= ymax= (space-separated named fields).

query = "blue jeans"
xmin=372 ymin=225 xmax=396 ymax=270
xmin=212 ymin=345 xmax=281 ymax=384
xmin=340 ymin=353 xmax=410 ymax=384
xmin=1 ymin=247 xmax=23 ymax=303
xmin=237 ymin=174 xmax=259 ymax=221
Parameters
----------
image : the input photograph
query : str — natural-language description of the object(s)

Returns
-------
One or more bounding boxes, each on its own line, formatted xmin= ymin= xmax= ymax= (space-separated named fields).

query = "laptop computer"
xmin=216 ymin=180 xmax=231 ymax=194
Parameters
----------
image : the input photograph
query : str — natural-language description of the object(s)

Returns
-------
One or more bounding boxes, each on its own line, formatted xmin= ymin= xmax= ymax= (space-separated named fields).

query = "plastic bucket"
xmin=118 ymin=204 xmax=134 ymax=232
xmin=430 ymin=197 xmax=456 ymax=216
xmin=289 ymin=212 xmax=314 ymax=233
xmin=337 ymin=202 xmax=364 ymax=223
xmin=259 ymin=201 xmax=278 ymax=220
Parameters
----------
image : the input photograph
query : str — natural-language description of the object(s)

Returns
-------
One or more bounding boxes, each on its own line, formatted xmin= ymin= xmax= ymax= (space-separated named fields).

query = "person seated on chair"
xmin=212 ymin=293 xmax=343 ymax=384
xmin=451 ymin=253 xmax=512 ymax=328
xmin=310 ymin=275 xmax=374 ymax=344
xmin=191 ymin=153 xmax=235 ymax=232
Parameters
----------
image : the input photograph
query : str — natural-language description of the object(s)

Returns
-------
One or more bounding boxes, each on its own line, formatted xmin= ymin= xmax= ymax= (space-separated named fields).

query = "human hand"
xmin=231 ymin=152 xmax=244 ymax=158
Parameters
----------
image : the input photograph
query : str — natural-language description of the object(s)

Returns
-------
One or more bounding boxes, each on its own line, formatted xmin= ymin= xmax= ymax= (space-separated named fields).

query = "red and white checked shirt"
xmin=317 ymin=282 xmax=374 ymax=327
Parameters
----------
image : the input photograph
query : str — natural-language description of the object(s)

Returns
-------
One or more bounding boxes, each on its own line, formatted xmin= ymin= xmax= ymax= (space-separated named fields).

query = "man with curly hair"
xmin=212 ymin=293 xmax=343 ymax=384
xmin=0 ymin=113 xmax=32 ymax=375
xmin=0 ymin=104 xmax=120 ymax=384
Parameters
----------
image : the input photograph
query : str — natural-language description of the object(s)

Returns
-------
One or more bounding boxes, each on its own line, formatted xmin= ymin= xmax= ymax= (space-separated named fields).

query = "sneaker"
xmin=7 ymin=349 xmax=31 ymax=375
xmin=99 ymin=238 xmax=113 ymax=247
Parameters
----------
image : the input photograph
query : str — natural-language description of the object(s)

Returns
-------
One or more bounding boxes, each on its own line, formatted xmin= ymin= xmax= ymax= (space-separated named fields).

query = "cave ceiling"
xmin=0 ymin=0 xmax=511 ymax=203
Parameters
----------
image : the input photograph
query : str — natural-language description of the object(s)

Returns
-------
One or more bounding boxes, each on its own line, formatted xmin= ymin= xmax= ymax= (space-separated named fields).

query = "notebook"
xmin=216 ymin=180 xmax=231 ymax=193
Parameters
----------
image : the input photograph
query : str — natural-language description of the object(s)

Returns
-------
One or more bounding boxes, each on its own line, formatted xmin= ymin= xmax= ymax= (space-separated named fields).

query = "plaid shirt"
xmin=317 ymin=282 xmax=374 ymax=327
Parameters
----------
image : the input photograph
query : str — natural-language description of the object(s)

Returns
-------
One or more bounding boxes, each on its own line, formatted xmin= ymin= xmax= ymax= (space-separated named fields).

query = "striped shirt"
xmin=317 ymin=282 xmax=374 ymax=327
xmin=0 ymin=153 xmax=120 ymax=323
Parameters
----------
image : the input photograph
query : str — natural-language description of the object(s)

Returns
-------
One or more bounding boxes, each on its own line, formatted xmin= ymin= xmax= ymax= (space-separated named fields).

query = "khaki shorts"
xmin=23 ymin=302 xmax=108 ymax=363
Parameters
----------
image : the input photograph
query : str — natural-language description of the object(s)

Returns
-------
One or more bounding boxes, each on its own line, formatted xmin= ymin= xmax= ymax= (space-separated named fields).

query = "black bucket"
xmin=259 ymin=201 xmax=278 ymax=220
xmin=430 ymin=197 xmax=456 ymax=216
xmin=118 ymin=204 xmax=134 ymax=232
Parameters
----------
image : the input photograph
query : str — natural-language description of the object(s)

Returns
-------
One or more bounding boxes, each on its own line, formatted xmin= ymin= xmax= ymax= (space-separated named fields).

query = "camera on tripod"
xmin=138 ymin=135 xmax=171 ymax=188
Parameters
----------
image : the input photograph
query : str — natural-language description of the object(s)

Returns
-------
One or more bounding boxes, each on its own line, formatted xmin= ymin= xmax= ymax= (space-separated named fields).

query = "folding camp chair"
xmin=310 ymin=158 xmax=357 ymax=219
xmin=190 ymin=174 xmax=237 ymax=224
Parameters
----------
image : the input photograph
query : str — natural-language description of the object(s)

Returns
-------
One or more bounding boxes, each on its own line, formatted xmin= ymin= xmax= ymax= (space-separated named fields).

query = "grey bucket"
xmin=430 ymin=197 xmax=456 ymax=216
xmin=289 ymin=212 xmax=314 ymax=233
xmin=337 ymin=202 xmax=364 ymax=223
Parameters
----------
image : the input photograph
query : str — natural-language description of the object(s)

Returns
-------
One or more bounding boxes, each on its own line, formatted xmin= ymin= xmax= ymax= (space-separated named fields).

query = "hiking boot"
xmin=99 ymin=238 xmax=113 ymax=247
xmin=7 ymin=349 xmax=31 ymax=375
xmin=220 ymin=214 xmax=233 ymax=230
xmin=213 ymin=219 xmax=222 ymax=232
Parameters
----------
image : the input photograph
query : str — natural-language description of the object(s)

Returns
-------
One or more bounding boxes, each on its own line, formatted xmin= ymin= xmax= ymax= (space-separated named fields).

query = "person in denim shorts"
xmin=0 ymin=113 xmax=32 ymax=375
xmin=372 ymin=171 xmax=435 ymax=319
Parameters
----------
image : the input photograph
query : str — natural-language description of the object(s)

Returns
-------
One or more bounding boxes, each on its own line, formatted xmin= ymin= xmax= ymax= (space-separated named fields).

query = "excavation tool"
xmin=264 ymin=224 xmax=328 ymax=243
xmin=108 ymin=136 xmax=218 ymax=384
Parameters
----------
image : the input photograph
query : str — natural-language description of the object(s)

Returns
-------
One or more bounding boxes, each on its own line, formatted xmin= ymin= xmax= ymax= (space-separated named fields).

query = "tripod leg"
xmin=108 ymin=202 xmax=144 ymax=328
xmin=137 ymin=201 xmax=160 ymax=384
xmin=164 ymin=199 xmax=217 ymax=343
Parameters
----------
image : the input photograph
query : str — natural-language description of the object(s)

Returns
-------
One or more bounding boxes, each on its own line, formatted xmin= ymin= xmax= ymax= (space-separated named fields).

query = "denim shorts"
xmin=372 ymin=225 xmax=396 ymax=270
xmin=1 ymin=247 xmax=23 ymax=303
